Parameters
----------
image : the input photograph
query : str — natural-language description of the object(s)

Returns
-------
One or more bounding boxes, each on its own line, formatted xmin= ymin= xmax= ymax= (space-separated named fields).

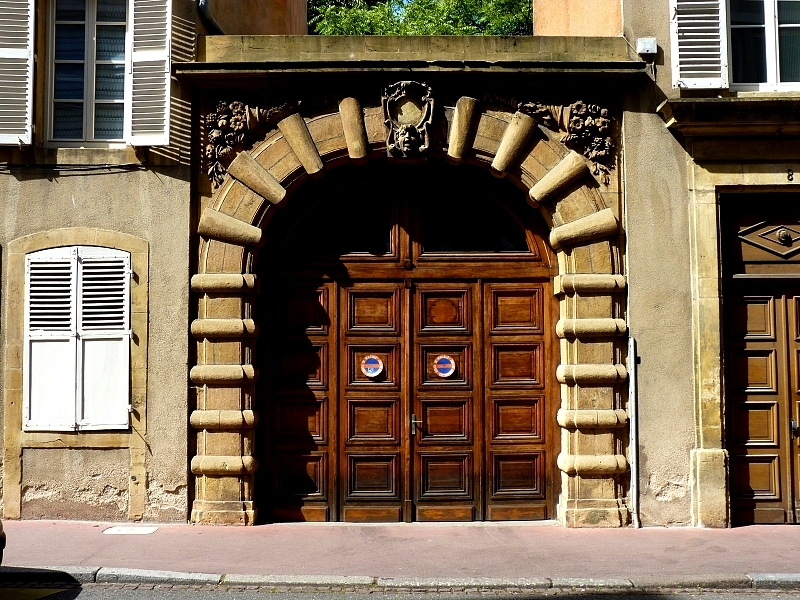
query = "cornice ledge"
xmin=658 ymin=97 xmax=800 ymax=137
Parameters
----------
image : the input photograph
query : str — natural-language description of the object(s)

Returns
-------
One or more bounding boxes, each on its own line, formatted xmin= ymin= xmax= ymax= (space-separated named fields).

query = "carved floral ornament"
xmin=203 ymin=86 xmax=616 ymax=187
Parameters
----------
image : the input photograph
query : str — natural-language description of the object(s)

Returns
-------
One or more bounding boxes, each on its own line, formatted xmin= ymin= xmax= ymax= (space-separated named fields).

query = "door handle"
xmin=411 ymin=413 xmax=422 ymax=436
xmin=791 ymin=419 xmax=799 ymax=440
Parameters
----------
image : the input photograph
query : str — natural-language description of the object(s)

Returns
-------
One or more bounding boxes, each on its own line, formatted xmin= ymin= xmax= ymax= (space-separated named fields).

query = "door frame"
xmin=189 ymin=97 xmax=628 ymax=527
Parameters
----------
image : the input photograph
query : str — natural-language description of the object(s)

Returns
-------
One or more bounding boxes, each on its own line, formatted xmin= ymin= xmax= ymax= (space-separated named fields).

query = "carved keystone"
xmin=556 ymin=363 xmax=627 ymax=385
xmin=339 ymin=97 xmax=369 ymax=164
xmin=190 ymin=455 xmax=258 ymax=475
xmin=189 ymin=364 xmax=258 ymax=384
xmin=556 ymin=318 xmax=627 ymax=338
xmin=198 ymin=209 xmax=263 ymax=247
xmin=447 ymin=96 xmax=478 ymax=165
xmin=557 ymin=453 xmax=628 ymax=476
xmin=549 ymin=207 xmax=618 ymax=250
xmin=277 ymin=113 xmax=324 ymax=176
xmin=528 ymin=150 xmax=590 ymax=206
xmin=227 ymin=151 xmax=287 ymax=206
xmin=491 ymin=111 xmax=538 ymax=177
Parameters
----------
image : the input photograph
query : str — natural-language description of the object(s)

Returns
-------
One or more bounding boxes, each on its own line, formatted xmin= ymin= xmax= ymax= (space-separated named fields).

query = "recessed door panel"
xmin=347 ymin=397 xmax=400 ymax=444
xmin=419 ymin=397 xmax=472 ymax=444
xmin=347 ymin=287 xmax=401 ymax=335
xmin=490 ymin=452 xmax=544 ymax=499
xmin=492 ymin=344 xmax=543 ymax=388
xmin=491 ymin=397 xmax=543 ymax=443
xmin=418 ymin=289 xmax=471 ymax=333
xmin=346 ymin=454 xmax=400 ymax=500
xmin=418 ymin=452 xmax=473 ymax=499
xmin=488 ymin=284 xmax=543 ymax=334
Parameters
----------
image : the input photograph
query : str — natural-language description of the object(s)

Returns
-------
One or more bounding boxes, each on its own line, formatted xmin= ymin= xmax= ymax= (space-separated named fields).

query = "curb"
xmin=4 ymin=567 xmax=800 ymax=590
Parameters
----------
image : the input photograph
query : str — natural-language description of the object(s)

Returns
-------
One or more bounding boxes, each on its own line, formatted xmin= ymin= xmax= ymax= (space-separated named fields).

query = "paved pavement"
xmin=2 ymin=520 xmax=800 ymax=590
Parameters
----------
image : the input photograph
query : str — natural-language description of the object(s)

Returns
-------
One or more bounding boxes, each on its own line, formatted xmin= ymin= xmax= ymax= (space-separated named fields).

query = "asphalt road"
xmin=5 ymin=589 xmax=800 ymax=600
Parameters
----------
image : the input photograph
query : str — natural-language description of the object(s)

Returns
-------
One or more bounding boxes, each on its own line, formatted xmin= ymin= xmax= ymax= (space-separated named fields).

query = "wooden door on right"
xmin=727 ymin=288 xmax=800 ymax=524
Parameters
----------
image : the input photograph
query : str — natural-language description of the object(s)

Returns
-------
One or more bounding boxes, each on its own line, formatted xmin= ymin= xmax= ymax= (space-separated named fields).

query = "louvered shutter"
xmin=670 ymin=0 xmax=730 ymax=88
xmin=0 ymin=0 xmax=35 ymax=145
xmin=124 ymin=0 xmax=172 ymax=146
xmin=77 ymin=247 xmax=131 ymax=429
xmin=24 ymin=248 xmax=79 ymax=431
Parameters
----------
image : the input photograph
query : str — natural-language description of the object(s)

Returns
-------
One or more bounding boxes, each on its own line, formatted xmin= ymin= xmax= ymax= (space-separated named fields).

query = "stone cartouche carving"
xmin=382 ymin=81 xmax=434 ymax=159
xmin=205 ymin=101 xmax=293 ymax=187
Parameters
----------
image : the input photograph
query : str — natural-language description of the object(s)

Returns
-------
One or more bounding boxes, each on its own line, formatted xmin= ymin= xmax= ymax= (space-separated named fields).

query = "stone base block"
xmin=559 ymin=498 xmax=630 ymax=527
xmin=690 ymin=448 xmax=728 ymax=527
xmin=190 ymin=500 xmax=257 ymax=525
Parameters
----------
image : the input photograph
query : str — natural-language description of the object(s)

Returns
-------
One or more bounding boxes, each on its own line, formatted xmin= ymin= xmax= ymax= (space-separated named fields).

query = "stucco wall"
xmin=622 ymin=0 xmax=695 ymax=525
xmin=534 ymin=0 xmax=621 ymax=36
xmin=0 ymin=165 xmax=191 ymax=521
xmin=205 ymin=0 xmax=307 ymax=35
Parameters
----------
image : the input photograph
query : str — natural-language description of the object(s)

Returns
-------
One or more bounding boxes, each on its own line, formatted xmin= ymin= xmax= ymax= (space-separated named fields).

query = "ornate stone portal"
xmin=192 ymin=82 xmax=629 ymax=527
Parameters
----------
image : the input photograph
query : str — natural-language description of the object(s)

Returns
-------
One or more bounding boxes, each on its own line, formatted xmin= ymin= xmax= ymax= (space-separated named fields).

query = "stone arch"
xmin=190 ymin=97 xmax=629 ymax=527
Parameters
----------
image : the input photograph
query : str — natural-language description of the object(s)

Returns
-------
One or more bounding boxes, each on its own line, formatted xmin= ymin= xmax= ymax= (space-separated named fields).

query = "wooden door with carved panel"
xmin=262 ymin=164 xmax=559 ymax=522
xmin=723 ymin=193 xmax=800 ymax=525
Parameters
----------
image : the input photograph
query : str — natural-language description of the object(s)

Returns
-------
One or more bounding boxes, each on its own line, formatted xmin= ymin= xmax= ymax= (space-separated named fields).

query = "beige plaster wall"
xmin=534 ymin=0 xmax=621 ymax=36
xmin=622 ymin=0 xmax=695 ymax=525
xmin=205 ymin=0 xmax=307 ymax=35
xmin=0 ymin=165 xmax=191 ymax=521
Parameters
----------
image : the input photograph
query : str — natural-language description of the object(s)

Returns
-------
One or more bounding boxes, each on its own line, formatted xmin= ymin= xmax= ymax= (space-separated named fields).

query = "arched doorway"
xmin=258 ymin=162 xmax=559 ymax=522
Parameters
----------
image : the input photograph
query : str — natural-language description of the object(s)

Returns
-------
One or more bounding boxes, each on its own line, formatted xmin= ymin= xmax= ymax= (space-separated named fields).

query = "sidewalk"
xmin=2 ymin=520 xmax=800 ymax=589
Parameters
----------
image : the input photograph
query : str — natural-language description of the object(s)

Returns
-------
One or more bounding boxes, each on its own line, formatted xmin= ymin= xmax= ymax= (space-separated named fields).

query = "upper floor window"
xmin=49 ymin=0 xmax=127 ymax=142
xmin=730 ymin=0 xmax=800 ymax=88
xmin=670 ymin=0 xmax=800 ymax=90
xmin=0 ymin=0 xmax=171 ymax=148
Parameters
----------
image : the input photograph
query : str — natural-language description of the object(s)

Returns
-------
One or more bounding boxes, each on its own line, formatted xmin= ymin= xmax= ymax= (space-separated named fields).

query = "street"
xmin=4 ymin=588 xmax=800 ymax=600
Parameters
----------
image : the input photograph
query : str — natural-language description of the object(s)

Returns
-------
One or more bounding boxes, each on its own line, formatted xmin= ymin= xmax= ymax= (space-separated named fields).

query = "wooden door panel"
xmin=732 ymin=296 xmax=775 ymax=339
xmin=418 ymin=289 xmax=471 ymax=334
xmin=490 ymin=452 xmax=545 ymax=499
xmin=490 ymin=396 xmax=544 ymax=443
xmin=731 ymin=401 xmax=779 ymax=446
xmin=732 ymin=350 xmax=778 ymax=392
xmin=346 ymin=287 xmax=401 ymax=335
xmin=274 ymin=452 xmax=328 ymax=500
xmin=491 ymin=344 xmax=543 ymax=388
xmin=346 ymin=397 xmax=400 ymax=444
xmin=275 ymin=394 xmax=327 ymax=445
xmin=279 ymin=343 xmax=327 ymax=389
xmin=731 ymin=454 xmax=782 ymax=500
xmin=489 ymin=285 xmax=544 ymax=334
xmin=418 ymin=345 xmax=471 ymax=387
xmin=346 ymin=453 xmax=400 ymax=500
xmin=281 ymin=287 xmax=330 ymax=335
xmin=418 ymin=452 xmax=473 ymax=499
xmin=418 ymin=397 xmax=472 ymax=444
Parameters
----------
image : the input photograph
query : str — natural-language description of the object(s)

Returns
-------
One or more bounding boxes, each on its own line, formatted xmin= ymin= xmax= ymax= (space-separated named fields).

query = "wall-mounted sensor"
xmin=636 ymin=37 xmax=658 ymax=55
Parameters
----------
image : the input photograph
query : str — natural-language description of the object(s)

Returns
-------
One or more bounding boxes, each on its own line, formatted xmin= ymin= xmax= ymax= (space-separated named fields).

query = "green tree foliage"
xmin=308 ymin=0 xmax=533 ymax=36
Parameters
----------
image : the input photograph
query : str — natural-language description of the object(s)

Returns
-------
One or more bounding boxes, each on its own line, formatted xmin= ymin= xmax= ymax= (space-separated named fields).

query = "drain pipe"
xmin=197 ymin=0 xmax=225 ymax=34
xmin=628 ymin=336 xmax=641 ymax=528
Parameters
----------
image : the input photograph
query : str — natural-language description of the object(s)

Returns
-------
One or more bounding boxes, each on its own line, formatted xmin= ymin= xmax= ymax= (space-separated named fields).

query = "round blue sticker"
xmin=434 ymin=355 xmax=456 ymax=378
xmin=361 ymin=355 xmax=384 ymax=378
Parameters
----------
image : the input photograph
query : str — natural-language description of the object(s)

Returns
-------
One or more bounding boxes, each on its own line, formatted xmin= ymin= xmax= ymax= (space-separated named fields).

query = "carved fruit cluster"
xmin=205 ymin=101 xmax=248 ymax=186
xmin=564 ymin=101 xmax=614 ymax=166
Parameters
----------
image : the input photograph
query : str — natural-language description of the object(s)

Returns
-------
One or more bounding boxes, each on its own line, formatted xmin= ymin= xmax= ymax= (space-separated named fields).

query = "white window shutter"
xmin=670 ymin=0 xmax=729 ymax=88
xmin=24 ymin=249 xmax=79 ymax=431
xmin=0 ymin=0 xmax=35 ymax=145
xmin=77 ymin=249 xmax=131 ymax=430
xmin=125 ymin=0 xmax=172 ymax=146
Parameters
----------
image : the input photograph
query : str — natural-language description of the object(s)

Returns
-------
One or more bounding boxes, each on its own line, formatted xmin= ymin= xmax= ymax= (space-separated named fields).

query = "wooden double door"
xmin=268 ymin=277 xmax=556 ymax=522
xmin=727 ymin=285 xmax=800 ymax=524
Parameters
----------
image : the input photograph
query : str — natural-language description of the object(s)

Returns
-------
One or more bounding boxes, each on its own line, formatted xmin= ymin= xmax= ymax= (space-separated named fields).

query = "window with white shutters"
xmin=124 ymin=0 xmax=172 ymax=146
xmin=670 ymin=0 xmax=730 ymax=88
xmin=24 ymin=246 xmax=131 ymax=431
xmin=0 ymin=0 xmax=35 ymax=145
xmin=44 ymin=0 xmax=172 ymax=146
